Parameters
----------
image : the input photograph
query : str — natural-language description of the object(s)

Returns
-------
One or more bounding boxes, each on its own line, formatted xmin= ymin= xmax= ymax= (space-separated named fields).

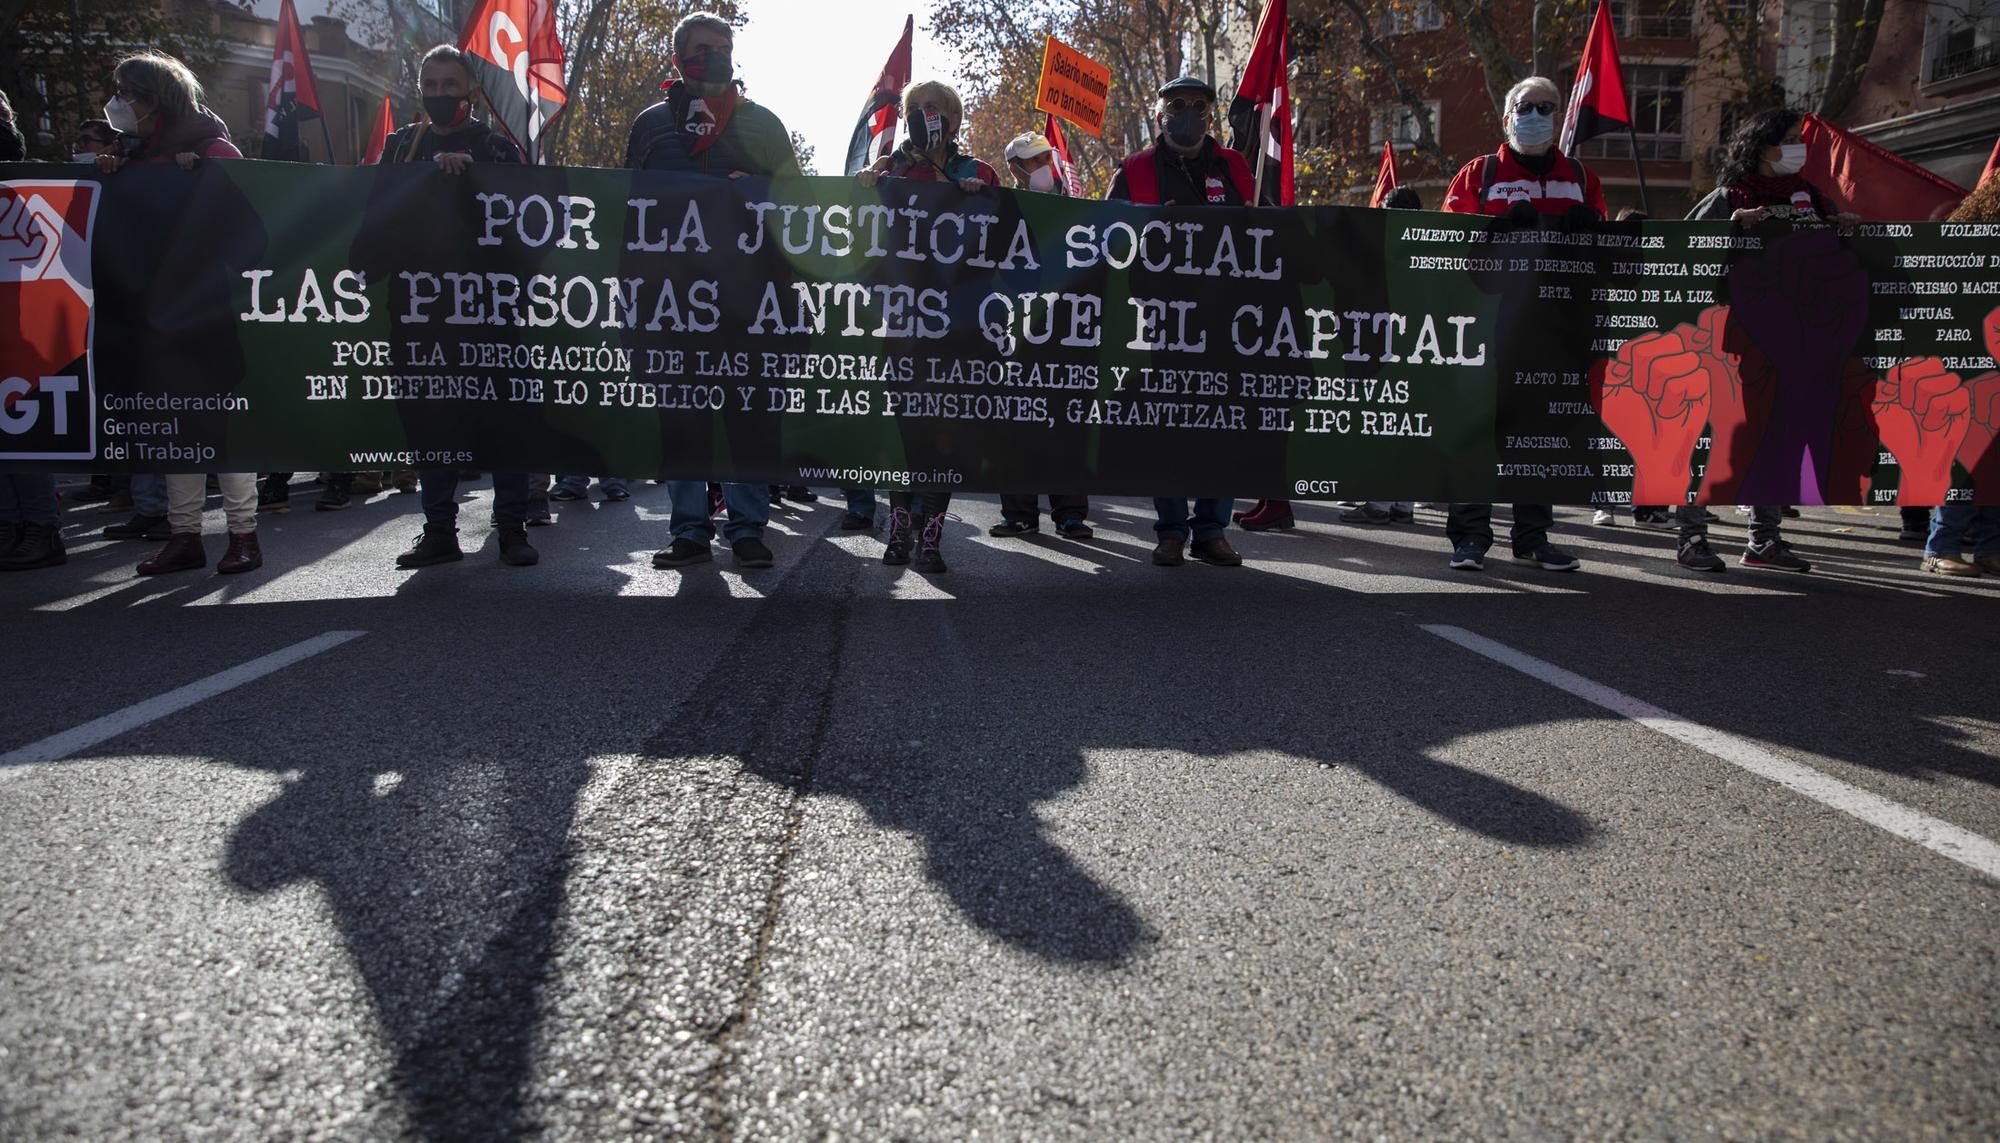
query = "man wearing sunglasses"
xmin=1107 ymin=77 xmax=1254 ymax=568
xmin=1433 ymin=76 xmax=1602 ymax=574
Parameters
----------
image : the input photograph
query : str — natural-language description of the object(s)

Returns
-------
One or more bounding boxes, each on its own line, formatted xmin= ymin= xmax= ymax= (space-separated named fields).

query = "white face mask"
xmin=104 ymin=96 xmax=144 ymax=134
xmin=1027 ymin=164 xmax=1057 ymax=192
xmin=1507 ymin=109 xmax=1555 ymax=152
xmin=1770 ymin=143 xmax=1807 ymax=176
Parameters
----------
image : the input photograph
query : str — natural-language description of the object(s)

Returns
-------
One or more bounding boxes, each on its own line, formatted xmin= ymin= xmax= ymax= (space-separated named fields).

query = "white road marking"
xmin=33 ymin=576 xmax=150 ymax=612
xmin=0 ymin=630 xmax=366 ymax=777
xmin=1421 ymin=624 xmax=2000 ymax=882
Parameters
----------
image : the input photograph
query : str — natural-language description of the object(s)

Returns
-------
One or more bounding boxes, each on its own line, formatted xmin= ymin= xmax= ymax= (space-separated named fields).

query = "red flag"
xmin=1561 ymin=0 xmax=1631 ymax=152
xmin=1802 ymin=114 xmax=1968 ymax=221
xmin=1226 ymin=0 xmax=1294 ymax=205
xmin=1043 ymin=113 xmax=1084 ymax=196
xmin=458 ymin=0 xmax=568 ymax=164
xmin=1980 ymin=136 xmax=2000 ymax=190
xmin=362 ymin=92 xmax=395 ymax=165
xmin=845 ymin=15 xmax=913 ymax=175
xmin=263 ymin=0 xmax=322 ymax=160
xmin=1368 ymin=139 xmax=1397 ymax=207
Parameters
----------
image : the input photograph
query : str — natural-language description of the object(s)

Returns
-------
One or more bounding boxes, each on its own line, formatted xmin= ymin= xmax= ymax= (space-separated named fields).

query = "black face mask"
xmin=681 ymin=49 xmax=732 ymax=88
xmin=1165 ymin=109 xmax=1206 ymax=149
xmin=423 ymin=95 xmax=468 ymax=127
xmin=907 ymin=108 xmax=943 ymax=152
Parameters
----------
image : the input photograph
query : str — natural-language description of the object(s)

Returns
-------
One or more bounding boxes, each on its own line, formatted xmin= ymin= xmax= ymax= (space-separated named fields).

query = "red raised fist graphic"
xmin=1984 ymin=304 xmax=2000 ymax=363
xmin=1681 ymin=304 xmax=1776 ymax=504
xmin=1954 ymin=372 xmax=2000 ymax=494
xmin=1872 ymin=357 xmax=1971 ymax=505
xmin=1591 ymin=326 xmax=1712 ymax=505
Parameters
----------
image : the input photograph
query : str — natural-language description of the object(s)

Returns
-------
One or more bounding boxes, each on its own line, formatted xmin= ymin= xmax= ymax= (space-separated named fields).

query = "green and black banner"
xmin=3 ymin=160 xmax=1997 ymax=504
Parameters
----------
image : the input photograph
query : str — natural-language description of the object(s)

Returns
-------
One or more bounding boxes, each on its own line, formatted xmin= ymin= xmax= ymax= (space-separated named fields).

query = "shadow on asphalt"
xmin=17 ymin=481 xmax=1997 ymax=1138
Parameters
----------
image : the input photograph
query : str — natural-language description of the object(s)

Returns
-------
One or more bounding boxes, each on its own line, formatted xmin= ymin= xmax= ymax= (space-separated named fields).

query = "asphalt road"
xmin=2 ymin=479 xmax=1996 ymax=1140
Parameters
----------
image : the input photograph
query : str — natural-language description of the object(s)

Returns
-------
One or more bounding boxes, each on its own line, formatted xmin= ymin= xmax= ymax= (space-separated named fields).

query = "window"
xmin=1383 ymin=1 xmax=1445 ymax=35
xmin=1576 ymin=64 xmax=1687 ymax=161
xmin=1927 ymin=2 xmax=2000 ymax=84
xmin=1370 ymin=101 xmax=1440 ymax=150
xmin=1607 ymin=0 xmax=1693 ymax=40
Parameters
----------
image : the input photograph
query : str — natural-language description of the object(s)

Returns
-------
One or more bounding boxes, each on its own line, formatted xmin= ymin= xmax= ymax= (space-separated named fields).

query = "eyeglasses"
xmin=1163 ymin=98 xmax=1211 ymax=115
xmin=1514 ymin=100 xmax=1557 ymax=116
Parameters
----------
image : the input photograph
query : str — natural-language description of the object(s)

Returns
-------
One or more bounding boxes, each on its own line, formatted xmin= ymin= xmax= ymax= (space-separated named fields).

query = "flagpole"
xmin=1626 ymin=123 xmax=1650 ymax=215
xmin=319 ymin=113 xmax=337 ymax=164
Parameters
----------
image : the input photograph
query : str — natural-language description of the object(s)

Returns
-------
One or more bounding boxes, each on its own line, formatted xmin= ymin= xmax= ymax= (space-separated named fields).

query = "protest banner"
xmin=1035 ymin=37 xmax=1111 ymax=139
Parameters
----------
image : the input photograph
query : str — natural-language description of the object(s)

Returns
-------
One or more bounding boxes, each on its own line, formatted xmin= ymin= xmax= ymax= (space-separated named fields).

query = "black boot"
xmin=912 ymin=513 xmax=948 ymax=574
xmin=497 ymin=523 xmax=539 ymax=566
xmin=396 ymin=524 xmax=463 ymax=568
xmin=0 ymin=520 xmax=64 ymax=570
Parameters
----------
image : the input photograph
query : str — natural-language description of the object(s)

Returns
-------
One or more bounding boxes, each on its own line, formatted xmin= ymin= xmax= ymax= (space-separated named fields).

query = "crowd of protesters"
xmin=3 ymin=12 xmax=1997 ymax=583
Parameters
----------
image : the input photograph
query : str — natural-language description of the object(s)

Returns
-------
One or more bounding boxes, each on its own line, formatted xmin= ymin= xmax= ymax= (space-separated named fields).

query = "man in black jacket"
xmin=627 ymin=12 xmax=800 ymax=571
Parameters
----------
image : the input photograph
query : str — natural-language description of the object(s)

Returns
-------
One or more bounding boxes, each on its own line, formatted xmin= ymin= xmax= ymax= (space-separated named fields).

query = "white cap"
xmin=1004 ymin=132 xmax=1054 ymax=162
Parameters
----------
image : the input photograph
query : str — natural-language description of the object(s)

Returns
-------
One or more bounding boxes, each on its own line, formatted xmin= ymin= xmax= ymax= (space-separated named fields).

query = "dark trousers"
xmin=1000 ymin=494 xmax=1087 ymax=525
xmin=1678 ymin=504 xmax=1783 ymax=547
xmin=888 ymin=490 xmax=952 ymax=517
xmin=421 ymin=469 xmax=531 ymax=526
xmin=1446 ymin=503 xmax=1552 ymax=554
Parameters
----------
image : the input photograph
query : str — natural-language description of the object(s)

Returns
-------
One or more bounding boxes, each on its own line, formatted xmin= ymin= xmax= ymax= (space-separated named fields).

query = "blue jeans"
xmin=669 ymin=481 xmax=767 ymax=543
xmin=556 ymin=475 xmax=628 ymax=497
xmin=131 ymin=473 xmax=168 ymax=517
xmin=1153 ymin=498 xmax=1233 ymax=541
xmin=420 ymin=469 xmax=531 ymax=526
xmin=1925 ymin=503 xmax=2000 ymax=558
xmin=842 ymin=487 xmax=876 ymax=520
xmin=0 ymin=474 xmax=58 ymax=525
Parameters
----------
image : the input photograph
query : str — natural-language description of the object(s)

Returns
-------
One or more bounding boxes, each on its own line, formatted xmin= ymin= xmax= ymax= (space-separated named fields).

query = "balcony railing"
xmin=1931 ymin=39 xmax=2000 ymax=84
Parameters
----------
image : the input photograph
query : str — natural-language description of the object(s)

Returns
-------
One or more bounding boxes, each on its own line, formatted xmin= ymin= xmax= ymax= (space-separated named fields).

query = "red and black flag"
xmin=1043 ymin=112 xmax=1084 ymax=196
xmin=845 ymin=15 xmax=913 ymax=175
xmin=362 ymin=92 xmax=396 ymax=165
xmin=1368 ymin=139 xmax=1397 ymax=207
xmin=1980 ymin=135 xmax=2000 ymax=190
xmin=1559 ymin=0 xmax=1630 ymax=153
xmin=1225 ymin=0 xmax=1294 ymax=205
xmin=458 ymin=0 xmax=568 ymax=164
xmin=263 ymin=0 xmax=323 ymax=161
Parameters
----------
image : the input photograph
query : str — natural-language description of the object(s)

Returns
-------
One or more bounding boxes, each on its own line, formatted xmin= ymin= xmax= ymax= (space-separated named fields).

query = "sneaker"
xmin=257 ymin=488 xmax=290 ymax=514
xmin=392 ymin=470 xmax=419 ymax=494
xmin=1448 ymin=541 xmax=1487 ymax=571
xmin=1390 ymin=506 xmax=1416 ymax=523
xmin=785 ymin=486 xmax=818 ymax=502
xmin=1742 ymin=541 xmax=1810 ymax=572
xmin=1341 ymin=505 xmax=1394 ymax=525
xmin=989 ymin=519 xmax=1039 ymax=537
xmin=497 ymin=524 xmax=539 ymax=566
xmin=652 ymin=538 xmax=712 ymax=568
xmin=1636 ymin=509 xmax=1677 ymax=531
xmin=913 ymin=515 xmax=948 ymax=574
xmin=1676 ymin=539 xmax=1726 ymax=572
xmin=1055 ymin=518 xmax=1094 ymax=540
xmin=708 ymin=484 xmax=726 ymax=516
xmin=396 ymin=524 xmax=463 ymax=568
xmin=882 ymin=507 xmax=913 ymax=565
xmin=1781 ymin=506 xmax=1801 ymax=518
xmin=315 ymin=487 xmax=352 ymax=511
xmin=1920 ymin=553 xmax=1981 ymax=577
xmin=839 ymin=512 xmax=875 ymax=531
xmin=1190 ymin=537 xmax=1243 ymax=566
xmin=1592 ymin=508 xmax=1616 ymax=526
xmin=549 ymin=485 xmax=585 ymax=501
xmin=732 ymin=537 xmax=774 ymax=568
xmin=1152 ymin=535 xmax=1187 ymax=566
xmin=1514 ymin=542 xmax=1582 ymax=572
xmin=602 ymin=485 xmax=631 ymax=503
xmin=104 ymin=513 xmax=170 ymax=542
xmin=527 ymin=494 xmax=554 ymax=526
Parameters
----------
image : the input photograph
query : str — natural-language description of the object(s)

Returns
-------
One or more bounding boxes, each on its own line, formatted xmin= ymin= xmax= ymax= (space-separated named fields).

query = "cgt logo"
xmin=1 ymin=179 xmax=98 ymax=460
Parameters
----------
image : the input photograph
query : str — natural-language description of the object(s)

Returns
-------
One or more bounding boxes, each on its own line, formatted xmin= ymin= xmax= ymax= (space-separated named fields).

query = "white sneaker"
xmin=1592 ymin=509 xmax=1616 ymax=526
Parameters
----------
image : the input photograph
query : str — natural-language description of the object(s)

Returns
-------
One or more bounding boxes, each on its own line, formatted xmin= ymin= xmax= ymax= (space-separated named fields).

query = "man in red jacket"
xmin=1438 ymin=75 xmax=1598 ymax=573
xmin=1108 ymin=77 xmax=1251 ymax=568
